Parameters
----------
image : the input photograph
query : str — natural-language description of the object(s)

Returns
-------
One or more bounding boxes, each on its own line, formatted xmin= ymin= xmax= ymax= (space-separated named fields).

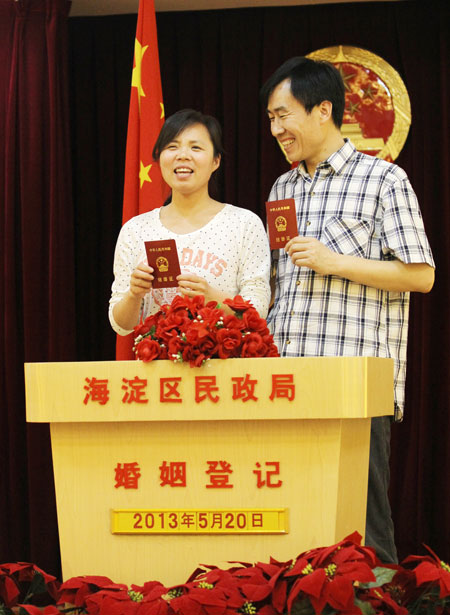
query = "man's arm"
xmin=285 ymin=236 xmax=435 ymax=293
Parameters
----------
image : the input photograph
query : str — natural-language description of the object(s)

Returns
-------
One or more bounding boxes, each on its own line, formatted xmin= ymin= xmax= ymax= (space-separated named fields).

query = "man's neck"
xmin=305 ymin=131 xmax=345 ymax=177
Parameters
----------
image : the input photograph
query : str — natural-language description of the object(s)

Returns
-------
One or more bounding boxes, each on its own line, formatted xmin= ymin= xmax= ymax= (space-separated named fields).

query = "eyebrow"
xmin=267 ymin=105 xmax=289 ymax=115
xmin=170 ymin=138 xmax=204 ymax=144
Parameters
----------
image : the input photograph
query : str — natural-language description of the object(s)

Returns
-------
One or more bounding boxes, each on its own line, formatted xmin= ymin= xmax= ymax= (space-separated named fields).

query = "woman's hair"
xmin=152 ymin=109 xmax=225 ymax=161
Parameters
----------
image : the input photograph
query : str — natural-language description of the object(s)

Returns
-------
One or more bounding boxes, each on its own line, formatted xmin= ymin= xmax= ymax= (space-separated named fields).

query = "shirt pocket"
xmin=322 ymin=216 xmax=372 ymax=258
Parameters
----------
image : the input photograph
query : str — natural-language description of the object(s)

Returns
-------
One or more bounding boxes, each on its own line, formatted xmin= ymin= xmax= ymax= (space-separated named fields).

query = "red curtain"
xmin=0 ymin=0 xmax=75 ymax=575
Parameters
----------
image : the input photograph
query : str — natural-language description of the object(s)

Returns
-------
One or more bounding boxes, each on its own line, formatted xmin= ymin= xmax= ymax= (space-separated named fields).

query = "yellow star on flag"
xmin=139 ymin=161 xmax=152 ymax=188
xmin=160 ymin=102 xmax=165 ymax=119
xmin=347 ymin=100 xmax=360 ymax=116
xmin=338 ymin=65 xmax=356 ymax=92
xmin=362 ymin=84 xmax=375 ymax=100
xmin=132 ymin=38 xmax=148 ymax=113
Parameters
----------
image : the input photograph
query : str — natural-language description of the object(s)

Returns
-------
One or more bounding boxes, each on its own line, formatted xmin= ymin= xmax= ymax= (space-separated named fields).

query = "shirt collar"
xmin=296 ymin=138 xmax=357 ymax=178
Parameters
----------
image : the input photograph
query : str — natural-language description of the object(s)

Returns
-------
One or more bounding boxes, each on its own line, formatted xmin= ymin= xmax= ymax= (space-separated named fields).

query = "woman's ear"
xmin=212 ymin=154 xmax=221 ymax=172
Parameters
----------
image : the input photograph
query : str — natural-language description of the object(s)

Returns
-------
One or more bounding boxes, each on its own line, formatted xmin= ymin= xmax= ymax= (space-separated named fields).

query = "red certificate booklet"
xmin=265 ymin=198 xmax=298 ymax=249
xmin=145 ymin=239 xmax=181 ymax=288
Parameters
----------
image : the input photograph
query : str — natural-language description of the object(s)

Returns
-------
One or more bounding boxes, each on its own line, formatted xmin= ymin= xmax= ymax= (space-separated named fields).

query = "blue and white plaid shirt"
xmin=267 ymin=139 xmax=434 ymax=419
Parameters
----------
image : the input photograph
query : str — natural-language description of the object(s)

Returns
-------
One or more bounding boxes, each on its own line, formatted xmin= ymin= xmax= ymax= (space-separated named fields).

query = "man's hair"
xmin=260 ymin=57 xmax=346 ymax=128
xmin=153 ymin=108 xmax=224 ymax=161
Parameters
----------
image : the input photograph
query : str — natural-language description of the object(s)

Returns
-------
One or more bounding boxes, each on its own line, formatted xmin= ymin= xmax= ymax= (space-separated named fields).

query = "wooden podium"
xmin=25 ymin=357 xmax=393 ymax=587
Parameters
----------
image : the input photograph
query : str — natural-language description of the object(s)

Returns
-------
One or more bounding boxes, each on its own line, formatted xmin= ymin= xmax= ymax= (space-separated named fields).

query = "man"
xmin=260 ymin=57 xmax=435 ymax=563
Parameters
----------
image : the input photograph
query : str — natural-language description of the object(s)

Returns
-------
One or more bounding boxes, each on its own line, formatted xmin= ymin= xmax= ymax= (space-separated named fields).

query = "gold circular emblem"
xmin=156 ymin=256 xmax=169 ymax=272
xmin=275 ymin=216 xmax=287 ymax=232
xmin=307 ymin=45 xmax=411 ymax=161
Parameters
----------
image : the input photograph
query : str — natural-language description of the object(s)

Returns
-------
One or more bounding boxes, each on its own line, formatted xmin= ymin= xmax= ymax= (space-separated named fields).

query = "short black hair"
xmin=153 ymin=109 xmax=224 ymax=161
xmin=260 ymin=57 xmax=346 ymax=128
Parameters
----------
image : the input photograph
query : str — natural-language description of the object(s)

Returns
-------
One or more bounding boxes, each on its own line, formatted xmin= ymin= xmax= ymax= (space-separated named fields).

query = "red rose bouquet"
xmin=133 ymin=295 xmax=279 ymax=367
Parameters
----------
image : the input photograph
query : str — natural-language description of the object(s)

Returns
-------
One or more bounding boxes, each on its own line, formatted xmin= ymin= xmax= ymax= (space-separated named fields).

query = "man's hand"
xmin=284 ymin=236 xmax=434 ymax=293
xmin=285 ymin=236 xmax=337 ymax=275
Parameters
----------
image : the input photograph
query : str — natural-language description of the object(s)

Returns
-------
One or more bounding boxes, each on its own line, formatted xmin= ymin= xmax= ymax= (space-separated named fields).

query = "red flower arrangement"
xmin=133 ymin=295 xmax=279 ymax=367
xmin=2 ymin=534 xmax=450 ymax=614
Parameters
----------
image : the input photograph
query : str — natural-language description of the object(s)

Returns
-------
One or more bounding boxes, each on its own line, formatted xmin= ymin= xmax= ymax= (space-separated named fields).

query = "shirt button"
xmin=290 ymin=310 xmax=295 ymax=316
xmin=310 ymin=191 xmax=315 ymax=196
xmin=296 ymin=280 xmax=301 ymax=286
xmin=286 ymin=340 xmax=291 ymax=345
xmin=306 ymin=221 xmax=311 ymax=226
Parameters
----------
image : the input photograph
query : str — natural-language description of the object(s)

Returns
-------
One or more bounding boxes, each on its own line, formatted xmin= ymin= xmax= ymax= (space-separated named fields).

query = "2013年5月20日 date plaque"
xmin=111 ymin=508 xmax=289 ymax=535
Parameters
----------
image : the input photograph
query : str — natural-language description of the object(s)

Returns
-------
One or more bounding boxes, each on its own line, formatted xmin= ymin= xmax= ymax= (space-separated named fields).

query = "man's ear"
xmin=318 ymin=100 xmax=333 ymax=124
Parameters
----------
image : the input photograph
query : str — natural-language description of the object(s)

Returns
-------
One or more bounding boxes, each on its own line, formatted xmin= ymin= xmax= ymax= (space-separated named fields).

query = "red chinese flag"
xmin=116 ymin=0 xmax=169 ymax=360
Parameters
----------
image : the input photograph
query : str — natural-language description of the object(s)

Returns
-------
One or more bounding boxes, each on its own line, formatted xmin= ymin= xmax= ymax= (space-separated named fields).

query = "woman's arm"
xmin=112 ymin=262 xmax=155 ymax=332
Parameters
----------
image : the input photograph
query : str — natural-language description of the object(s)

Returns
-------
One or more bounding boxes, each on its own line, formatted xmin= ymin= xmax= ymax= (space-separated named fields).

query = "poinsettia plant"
xmin=2 ymin=533 xmax=450 ymax=614
xmin=0 ymin=562 xmax=60 ymax=614
xmin=133 ymin=295 xmax=279 ymax=367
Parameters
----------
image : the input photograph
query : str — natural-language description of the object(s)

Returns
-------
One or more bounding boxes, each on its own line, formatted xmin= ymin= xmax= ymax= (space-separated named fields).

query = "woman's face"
xmin=159 ymin=123 xmax=220 ymax=196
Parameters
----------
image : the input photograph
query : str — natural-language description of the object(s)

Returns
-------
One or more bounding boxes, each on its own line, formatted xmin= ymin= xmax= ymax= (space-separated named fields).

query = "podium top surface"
xmin=25 ymin=356 xmax=393 ymax=423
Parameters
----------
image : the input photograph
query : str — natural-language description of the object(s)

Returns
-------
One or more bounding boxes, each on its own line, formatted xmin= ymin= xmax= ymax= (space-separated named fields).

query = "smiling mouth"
xmin=174 ymin=167 xmax=193 ymax=175
xmin=280 ymin=139 xmax=295 ymax=149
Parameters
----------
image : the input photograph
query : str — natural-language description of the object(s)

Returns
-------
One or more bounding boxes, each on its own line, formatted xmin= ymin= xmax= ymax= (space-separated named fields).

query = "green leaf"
xmin=359 ymin=566 xmax=397 ymax=589
xmin=354 ymin=597 xmax=376 ymax=614
xmin=21 ymin=571 xmax=48 ymax=603
xmin=290 ymin=598 xmax=315 ymax=615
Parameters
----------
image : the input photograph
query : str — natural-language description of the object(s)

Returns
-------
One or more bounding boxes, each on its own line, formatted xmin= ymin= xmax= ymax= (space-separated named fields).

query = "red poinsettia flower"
xmin=361 ymin=587 xmax=409 ymax=615
xmin=0 ymin=569 xmax=20 ymax=606
xmin=403 ymin=545 xmax=450 ymax=598
xmin=169 ymin=585 xmax=229 ymax=615
xmin=16 ymin=606 xmax=62 ymax=615
xmin=85 ymin=588 xmax=141 ymax=615
xmin=58 ymin=575 xmax=126 ymax=608
xmin=193 ymin=568 xmax=246 ymax=608
xmin=136 ymin=582 xmax=172 ymax=615
xmin=0 ymin=562 xmax=60 ymax=608
xmin=284 ymin=533 xmax=376 ymax=614
xmin=253 ymin=560 xmax=291 ymax=613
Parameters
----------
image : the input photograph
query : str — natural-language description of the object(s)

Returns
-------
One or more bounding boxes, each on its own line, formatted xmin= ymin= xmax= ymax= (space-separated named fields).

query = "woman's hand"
xmin=129 ymin=262 xmax=154 ymax=299
xmin=177 ymin=273 xmax=235 ymax=314
xmin=177 ymin=272 xmax=213 ymax=301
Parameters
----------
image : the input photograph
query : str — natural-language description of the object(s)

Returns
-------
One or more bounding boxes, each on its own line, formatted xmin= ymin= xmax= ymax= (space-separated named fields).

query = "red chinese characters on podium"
xmin=159 ymin=461 xmax=187 ymax=487
xmin=82 ymin=372 xmax=296 ymax=406
xmin=114 ymin=460 xmax=283 ymax=490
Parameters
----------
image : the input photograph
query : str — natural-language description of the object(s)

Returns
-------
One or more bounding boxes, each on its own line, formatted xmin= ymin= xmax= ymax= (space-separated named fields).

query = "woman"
xmin=109 ymin=109 xmax=271 ymax=336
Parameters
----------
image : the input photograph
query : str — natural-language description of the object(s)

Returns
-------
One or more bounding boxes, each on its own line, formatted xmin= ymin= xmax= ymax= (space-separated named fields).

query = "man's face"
xmin=267 ymin=79 xmax=322 ymax=165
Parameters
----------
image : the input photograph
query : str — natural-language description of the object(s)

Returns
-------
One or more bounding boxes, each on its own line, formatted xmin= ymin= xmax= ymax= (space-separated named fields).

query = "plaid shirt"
xmin=267 ymin=140 xmax=434 ymax=419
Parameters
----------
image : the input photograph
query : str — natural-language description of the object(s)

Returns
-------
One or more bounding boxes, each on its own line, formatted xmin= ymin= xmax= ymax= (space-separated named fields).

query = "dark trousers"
xmin=364 ymin=415 xmax=398 ymax=563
